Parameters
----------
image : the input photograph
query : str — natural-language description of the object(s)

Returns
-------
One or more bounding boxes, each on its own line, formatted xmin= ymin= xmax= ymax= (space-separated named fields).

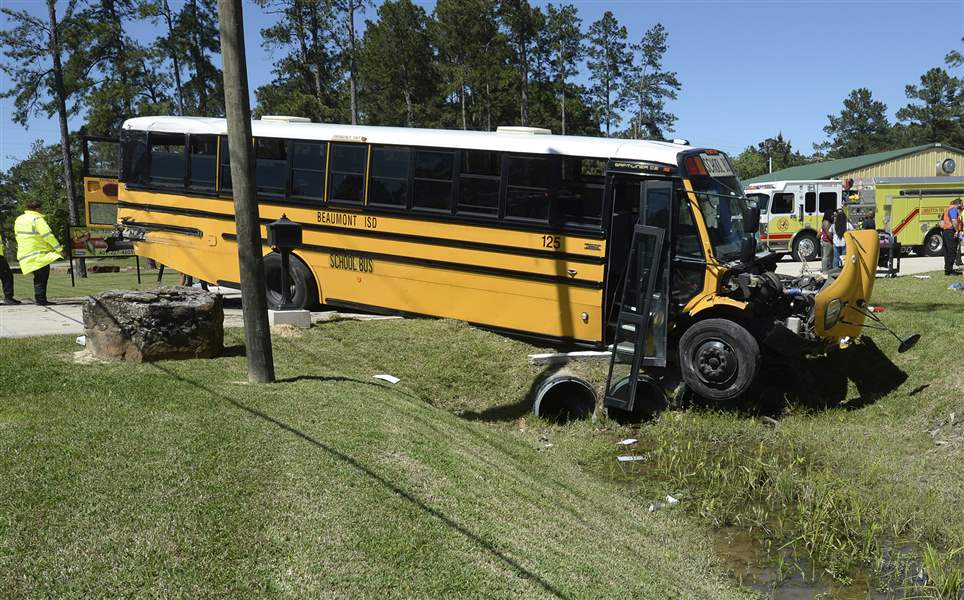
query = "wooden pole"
xmin=218 ymin=0 xmax=275 ymax=383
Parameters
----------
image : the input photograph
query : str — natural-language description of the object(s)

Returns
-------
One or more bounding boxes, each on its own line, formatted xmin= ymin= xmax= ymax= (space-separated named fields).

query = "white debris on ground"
xmin=373 ymin=373 xmax=400 ymax=384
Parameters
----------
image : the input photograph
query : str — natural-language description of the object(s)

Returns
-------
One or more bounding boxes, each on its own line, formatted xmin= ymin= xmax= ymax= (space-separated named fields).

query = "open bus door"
xmin=81 ymin=136 xmax=120 ymax=227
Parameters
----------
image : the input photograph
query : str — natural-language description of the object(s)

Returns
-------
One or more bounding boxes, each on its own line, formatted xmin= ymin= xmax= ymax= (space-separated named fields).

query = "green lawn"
xmin=0 ymin=320 xmax=743 ymax=598
xmin=2 ymin=273 xmax=962 ymax=597
xmin=9 ymin=265 xmax=180 ymax=301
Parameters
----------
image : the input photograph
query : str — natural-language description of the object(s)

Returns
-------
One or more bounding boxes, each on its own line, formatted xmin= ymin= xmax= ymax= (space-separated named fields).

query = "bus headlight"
xmin=824 ymin=298 xmax=843 ymax=330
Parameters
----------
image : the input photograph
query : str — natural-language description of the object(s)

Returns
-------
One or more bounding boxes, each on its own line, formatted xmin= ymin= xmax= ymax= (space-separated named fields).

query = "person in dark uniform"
xmin=0 ymin=232 xmax=19 ymax=304
xmin=941 ymin=198 xmax=963 ymax=276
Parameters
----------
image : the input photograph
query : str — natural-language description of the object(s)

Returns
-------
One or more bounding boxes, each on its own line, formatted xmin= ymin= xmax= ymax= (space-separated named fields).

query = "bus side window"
xmin=219 ymin=137 xmax=231 ymax=192
xmin=770 ymin=192 xmax=793 ymax=214
xmin=458 ymin=150 xmax=500 ymax=216
xmin=505 ymin=155 xmax=550 ymax=222
xmin=819 ymin=192 xmax=836 ymax=213
xmin=805 ymin=191 xmax=816 ymax=213
xmin=188 ymin=135 xmax=217 ymax=192
xmin=290 ymin=141 xmax=326 ymax=203
xmin=255 ymin=138 xmax=287 ymax=196
xmin=369 ymin=146 xmax=410 ymax=208
xmin=148 ymin=132 xmax=186 ymax=188
xmin=672 ymin=196 xmax=705 ymax=305
xmin=328 ymin=143 xmax=367 ymax=205
xmin=120 ymin=130 xmax=148 ymax=186
xmin=412 ymin=150 xmax=454 ymax=212
xmin=559 ymin=157 xmax=604 ymax=228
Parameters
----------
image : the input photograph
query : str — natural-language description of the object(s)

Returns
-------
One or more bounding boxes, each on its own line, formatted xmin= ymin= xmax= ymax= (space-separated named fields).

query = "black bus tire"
xmin=263 ymin=252 xmax=318 ymax=310
xmin=678 ymin=318 xmax=761 ymax=402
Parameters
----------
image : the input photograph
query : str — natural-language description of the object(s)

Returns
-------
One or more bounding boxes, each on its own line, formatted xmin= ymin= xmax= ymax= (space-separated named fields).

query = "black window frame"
xmin=503 ymin=154 xmax=555 ymax=224
xmin=288 ymin=140 xmax=327 ymax=204
xmin=411 ymin=148 xmax=456 ymax=214
xmin=457 ymin=149 xmax=504 ymax=218
xmin=805 ymin=191 xmax=816 ymax=214
xmin=253 ymin=137 xmax=289 ymax=198
xmin=770 ymin=192 xmax=794 ymax=214
xmin=558 ymin=157 xmax=606 ymax=228
xmin=187 ymin=134 xmax=218 ymax=192
xmin=328 ymin=142 xmax=368 ymax=206
xmin=368 ymin=145 xmax=412 ymax=210
xmin=818 ymin=191 xmax=837 ymax=213
xmin=147 ymin=131 xmax=188 ymax=189
xmin=120 ymin=129 xmax=149 ymax=187
xmin=218 ymin=135 xmax=232 ymax=193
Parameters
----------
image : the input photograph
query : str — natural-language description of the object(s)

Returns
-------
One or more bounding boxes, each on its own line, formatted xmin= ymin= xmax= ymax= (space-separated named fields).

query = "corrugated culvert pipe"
xmin=532 ymin=373 xmax=596 ymax=423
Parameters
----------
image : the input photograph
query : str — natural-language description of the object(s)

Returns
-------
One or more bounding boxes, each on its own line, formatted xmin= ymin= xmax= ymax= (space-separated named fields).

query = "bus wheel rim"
xmin=694 ymin=339 xmax=737 ymax=385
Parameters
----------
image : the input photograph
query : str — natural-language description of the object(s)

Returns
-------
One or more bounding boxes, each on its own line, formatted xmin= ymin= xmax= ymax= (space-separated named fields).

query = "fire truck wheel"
xmin=923 ymin=230 xmax=944 ymax=257
xmin=263 ymin=252 xmax=318 ymax=310
xmin=679 ymin=319 xmax=761 ymax=402
xmin=792 ymin=233 xmax=819 ymax=262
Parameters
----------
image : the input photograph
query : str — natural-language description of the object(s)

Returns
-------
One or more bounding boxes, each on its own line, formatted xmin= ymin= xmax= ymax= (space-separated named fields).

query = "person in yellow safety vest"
xmin=941 ymin=198 xmax=963 ymax=276
xmin=0 ymin=232 xmax=19 ymax=304
xmin=14 ymin=200 xmax=63 ymax=305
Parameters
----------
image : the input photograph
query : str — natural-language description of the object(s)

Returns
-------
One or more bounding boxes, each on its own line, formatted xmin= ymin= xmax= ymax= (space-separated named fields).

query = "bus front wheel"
xmin=924 ymin=230 xmax=944 ymax=257
xmin=678 ymin=319 xmax=760 ymax=401
xmin=263 ymin=252 xmax=318 ymax=310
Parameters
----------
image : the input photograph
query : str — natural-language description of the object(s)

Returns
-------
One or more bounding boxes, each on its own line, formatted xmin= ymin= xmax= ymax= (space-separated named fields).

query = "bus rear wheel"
xmin=264 ymin=253 xmax=318 ymax=310
xmin=924 ymin=230 xmax=944 ymax=257
xmin=792 ymin=233 xmax=819 ymax=262
xmin=678 ymin=319 xmax=760 ymax=401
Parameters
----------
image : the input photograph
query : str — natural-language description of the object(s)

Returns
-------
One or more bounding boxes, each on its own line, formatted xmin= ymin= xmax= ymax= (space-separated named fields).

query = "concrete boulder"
xmin=83 ymin=287 xmax=224 ymax=362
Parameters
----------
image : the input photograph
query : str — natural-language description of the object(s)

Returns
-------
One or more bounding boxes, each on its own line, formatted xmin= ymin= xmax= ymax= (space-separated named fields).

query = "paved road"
xmin=0 ymin=256 xmax=952 ymax=339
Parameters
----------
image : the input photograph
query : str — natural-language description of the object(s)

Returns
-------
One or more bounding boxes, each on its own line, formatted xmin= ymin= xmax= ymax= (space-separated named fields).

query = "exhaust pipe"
xmin=532 ymin=373 xmax=596 ymax=423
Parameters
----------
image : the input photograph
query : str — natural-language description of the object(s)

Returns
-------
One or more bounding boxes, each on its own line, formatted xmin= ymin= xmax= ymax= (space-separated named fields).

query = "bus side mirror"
xmin=745 ymin=206 xmax=761 ymax=232
xmin=741 ymin=235 xmax=757 ymax=264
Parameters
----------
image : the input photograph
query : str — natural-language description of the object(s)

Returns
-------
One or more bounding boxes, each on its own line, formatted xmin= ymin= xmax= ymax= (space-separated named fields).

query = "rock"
xmin=83 ymin=286 xmax=223 ymax=362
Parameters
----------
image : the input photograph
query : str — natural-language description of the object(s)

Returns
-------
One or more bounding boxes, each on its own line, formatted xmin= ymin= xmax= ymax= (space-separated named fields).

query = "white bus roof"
xmin=122 ymin=116 xmax=696 ymax=166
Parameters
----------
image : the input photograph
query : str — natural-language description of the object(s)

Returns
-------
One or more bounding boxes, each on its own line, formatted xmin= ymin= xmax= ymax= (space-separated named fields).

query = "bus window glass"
xmin=86 ymin=139 xmax=119 ymax=178
xmin=770 ymin=192 xmax=793 ymax=214
xmin=819 ymin=192 xmax=837 ymax=213
xmin=805 ymin=191 xmax=816 ymax=213
xmin=290 ymin=141 xmax=326 ymax=201
xmin=219 ymin=137 xmax=231 ymax=191
xmin=559 ymin=158 xmax=604 ymax=227
xmin=458 ymin=150 xmax=500 ymax=216
xmin=413 ymin=150 xmax=453 ymax=211
xmin=188 ymin=136 xmax=217 ymax=191
xmin=120 ymin=130 xmax=148 ymax=186
xmin=675 ymin=196 xmax=703 ymax=259
xmin=148 ymin=133 xmax=185 ymax=187
xmin=505 ymin=156 xmax=549 ymax=221
xmin=369 ymin=147 xmax=410 ymax=207
xmin=329 ymin=143 xmax=367 ymax=204
xmin=255 ymin=138 xmax=287 ymax=195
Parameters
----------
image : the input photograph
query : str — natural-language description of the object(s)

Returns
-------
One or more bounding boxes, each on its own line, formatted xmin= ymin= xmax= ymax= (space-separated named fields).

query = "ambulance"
xmin=743 ymin=180 xmax=843 ymax=261
xmin=868 ymin=177 xmax=964 ymax=256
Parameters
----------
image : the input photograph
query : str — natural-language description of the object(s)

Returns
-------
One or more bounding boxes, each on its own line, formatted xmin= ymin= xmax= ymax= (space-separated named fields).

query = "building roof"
xmin=744 ymin=143 xmax=964 ymax=184
xmin=123 ymin=116 xmax=695 ymax=166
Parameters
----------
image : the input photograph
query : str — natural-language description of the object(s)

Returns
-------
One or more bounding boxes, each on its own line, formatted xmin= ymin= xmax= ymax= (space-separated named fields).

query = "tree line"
xmin=732 ymin=38 xmax=964 ymax=180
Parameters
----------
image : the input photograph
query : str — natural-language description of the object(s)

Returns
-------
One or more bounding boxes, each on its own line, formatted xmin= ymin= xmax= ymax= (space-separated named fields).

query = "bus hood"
xmin=813 ymin=229 xmax=880 ymax=340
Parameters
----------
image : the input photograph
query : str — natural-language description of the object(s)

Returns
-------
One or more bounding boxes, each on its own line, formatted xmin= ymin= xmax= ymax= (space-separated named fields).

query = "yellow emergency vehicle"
xmin=870 ymin=177 xmax=964 ymax=256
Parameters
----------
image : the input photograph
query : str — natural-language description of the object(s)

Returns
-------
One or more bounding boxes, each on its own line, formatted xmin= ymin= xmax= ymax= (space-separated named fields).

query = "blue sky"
xmin=0 ymin=0 xmax=961 ymax=171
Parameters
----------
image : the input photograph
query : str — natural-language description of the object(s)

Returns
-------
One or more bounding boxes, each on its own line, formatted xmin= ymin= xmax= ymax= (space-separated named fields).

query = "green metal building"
xmin=745 ymin=143 xmax=964 ymax=185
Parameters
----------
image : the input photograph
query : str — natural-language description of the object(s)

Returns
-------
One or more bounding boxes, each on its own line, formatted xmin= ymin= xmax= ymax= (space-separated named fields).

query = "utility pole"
xmin=218 ymin=0 xmax=275 ymax=383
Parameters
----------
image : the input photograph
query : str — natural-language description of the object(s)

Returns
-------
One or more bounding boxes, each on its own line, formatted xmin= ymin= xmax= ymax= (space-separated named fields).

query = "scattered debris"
xmin=617 ymin=438 xmax=638 ymax=446
xmin=527 ymin=350 xmax=611 ymax=366
xmin=665 ymin=494 xmax=679 ymax=505
xmin=913 ymin=275 xmax=931 ymax=279
xmin=616 ymin=455 xmax=645 ymax=463
xmin=949 ymin=282 xmax=964 ymax=291
xmin=760 ymin=416 xmax=780 ymax=428
xmin=373 ymin=373 xmax=400 ymax=384
xmin=648 ymin=502 xmax=661 ymax=513
xmin=75 ymin=335 xmax=86 ymax=346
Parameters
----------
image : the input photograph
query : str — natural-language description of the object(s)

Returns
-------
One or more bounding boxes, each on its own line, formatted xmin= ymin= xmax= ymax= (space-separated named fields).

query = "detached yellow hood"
xmin=814 ymin=229 xmax=880 ymax=340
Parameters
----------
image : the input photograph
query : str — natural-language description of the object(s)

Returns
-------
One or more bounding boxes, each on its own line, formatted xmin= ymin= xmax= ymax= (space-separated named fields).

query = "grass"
xmin=9 ymin=265 xmax=180 ymax=300
xmin=2 ymin=272 xmax=963 ymax=597
xmin=0 ymin=320 xmax=745 ymax=598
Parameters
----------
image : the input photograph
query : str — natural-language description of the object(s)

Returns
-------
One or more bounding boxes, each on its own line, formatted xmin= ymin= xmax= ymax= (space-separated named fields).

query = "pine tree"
xmin=359 ymin=0 xmax=439 ymax=126
xmin=177 ymin=0 xmax=223 ymax=116
xmin=542 ymin=3 xmax=581 ymax=135
xmin=896 ymin=67 xmax=964 ymax=149
xmin=498 ymin=0 xmax=543 ymax=126
xmin=139 ymin=0 xmax=185 ymax=114
xmin=816 ymin=88 xmax=892 ymax=158
xmin=621 ymin=23 xmax=680 ymax=140
xmin=585 ymin=11 xmax=629 ymax=137
xmin=332 ymin=0 xmax=370 ymax=124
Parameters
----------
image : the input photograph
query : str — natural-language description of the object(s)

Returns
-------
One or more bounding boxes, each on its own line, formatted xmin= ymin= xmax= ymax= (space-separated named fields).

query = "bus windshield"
xmin=688 ymin=174 xmax=751 ymax=262
xmin=745 ymin=192 xmax=769 ymax=214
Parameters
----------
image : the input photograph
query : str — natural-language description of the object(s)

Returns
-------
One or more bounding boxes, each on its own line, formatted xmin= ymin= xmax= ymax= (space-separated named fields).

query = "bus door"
xmin=603 ymin=178 xmax=672 ymax=413
xmin=81 ymin=137 xmax=120 ymax=227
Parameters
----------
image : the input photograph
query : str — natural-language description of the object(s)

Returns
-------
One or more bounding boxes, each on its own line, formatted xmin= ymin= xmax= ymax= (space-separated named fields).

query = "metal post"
xmin=280 ymin=249 xmax=293 ymax=309
xmin=136 ymin=255 xmax=142 ymax=285
xmin=219 ymin=0 xmax=275 ymax=383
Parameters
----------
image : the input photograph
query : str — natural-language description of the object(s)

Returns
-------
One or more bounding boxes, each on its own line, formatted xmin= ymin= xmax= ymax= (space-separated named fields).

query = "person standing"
xmin=941 ymin=198 xmax=963 ymax=276
xmin=0 ymin=232 xmax=19 ymax=304
xmin=14 ymin=201 xmax=63 ymax=305
xmin=832 ymin=209 xmax=853 ymax=269
xmin=820 ymin=208 xmax=834 ymax=273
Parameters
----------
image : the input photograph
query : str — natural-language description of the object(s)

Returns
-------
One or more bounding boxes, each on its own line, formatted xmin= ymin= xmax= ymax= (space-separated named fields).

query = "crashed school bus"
xmin=99 ymin=116 xmax=905 ymax=409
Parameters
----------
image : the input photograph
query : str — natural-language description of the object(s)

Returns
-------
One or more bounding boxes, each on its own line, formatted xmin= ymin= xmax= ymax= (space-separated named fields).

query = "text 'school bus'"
xmin=743 ymin=180 xmax=843 ymax=262
xmin=111 ymin=116 xmax=881 ymax=402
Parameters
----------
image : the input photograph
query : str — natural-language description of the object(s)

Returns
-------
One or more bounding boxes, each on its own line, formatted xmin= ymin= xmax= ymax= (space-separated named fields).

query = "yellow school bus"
xmin=108 ymin=116 xmax=884 ymax=406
